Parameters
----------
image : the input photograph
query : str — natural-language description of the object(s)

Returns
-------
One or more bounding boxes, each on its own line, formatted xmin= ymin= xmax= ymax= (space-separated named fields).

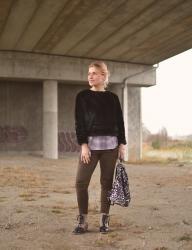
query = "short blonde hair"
xmin=89 ymin=61 xmax=110 ymax=88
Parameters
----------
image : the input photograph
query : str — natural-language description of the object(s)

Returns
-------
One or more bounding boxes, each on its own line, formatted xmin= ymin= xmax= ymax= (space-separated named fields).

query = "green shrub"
xmin=152 ymin=140 xmax=160 ymax=149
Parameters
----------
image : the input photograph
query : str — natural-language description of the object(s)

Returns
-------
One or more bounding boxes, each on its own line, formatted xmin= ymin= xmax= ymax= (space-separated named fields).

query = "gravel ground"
xmin=0 ymin=153 xmax=192 ymax=250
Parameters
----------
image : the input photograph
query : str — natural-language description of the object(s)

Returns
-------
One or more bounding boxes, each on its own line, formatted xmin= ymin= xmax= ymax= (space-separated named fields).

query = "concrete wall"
xmin=0 ymin=81 xmax=42 ymax=151
xmin=58 ymin=83 xmax=81 ymax=153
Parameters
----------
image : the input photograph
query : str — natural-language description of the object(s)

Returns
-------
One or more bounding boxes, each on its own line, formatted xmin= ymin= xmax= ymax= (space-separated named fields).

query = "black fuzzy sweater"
xmin=75 ymin=89 xmax=126 ymax=146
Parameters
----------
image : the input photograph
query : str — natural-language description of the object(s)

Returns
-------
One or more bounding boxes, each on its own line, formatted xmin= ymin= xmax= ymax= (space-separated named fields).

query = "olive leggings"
xmin=75 ymin=147 xmax=118 ymax=214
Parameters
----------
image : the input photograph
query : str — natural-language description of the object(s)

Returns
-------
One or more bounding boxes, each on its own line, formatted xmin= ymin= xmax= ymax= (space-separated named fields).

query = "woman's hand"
xmin=118 ymin=144 xmax=126 ymax=161
xmin=81 ymin=143 xmax=91 ymax=164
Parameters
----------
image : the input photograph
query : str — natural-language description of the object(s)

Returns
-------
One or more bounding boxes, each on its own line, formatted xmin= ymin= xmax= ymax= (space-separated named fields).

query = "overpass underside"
xmin=0 ymin=0 xmax=192 ymax=160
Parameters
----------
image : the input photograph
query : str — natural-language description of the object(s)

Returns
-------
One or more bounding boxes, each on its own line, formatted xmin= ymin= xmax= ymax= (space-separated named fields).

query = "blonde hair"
xmin=89 ymin=61 xmax=110 ymax=88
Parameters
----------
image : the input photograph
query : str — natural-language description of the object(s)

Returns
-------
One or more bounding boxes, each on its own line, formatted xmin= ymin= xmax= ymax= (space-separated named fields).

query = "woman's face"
xmin=88 ymin=66 xmax=105 ymax=87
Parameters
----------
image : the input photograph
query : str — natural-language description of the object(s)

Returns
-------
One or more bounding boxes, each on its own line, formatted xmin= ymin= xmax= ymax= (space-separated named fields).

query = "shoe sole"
xmin=100 ymin=229 xmax=109 ymax=234
xmin=72 ymin=225 xmax=88 ymax=235
xmin=72 ymin=231 xmax=88 ymax=235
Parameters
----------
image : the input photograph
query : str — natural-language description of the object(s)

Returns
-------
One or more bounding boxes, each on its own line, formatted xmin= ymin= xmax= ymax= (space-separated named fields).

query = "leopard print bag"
xmin=108 ymin=160 xmax=131 ymax=207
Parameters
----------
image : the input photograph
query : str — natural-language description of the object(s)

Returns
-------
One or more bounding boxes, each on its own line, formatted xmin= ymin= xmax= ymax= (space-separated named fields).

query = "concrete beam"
xmin=0 ymin=51 xmax=155 ymax=86
xmin=124 ymin=66 xmax=156 ymax=87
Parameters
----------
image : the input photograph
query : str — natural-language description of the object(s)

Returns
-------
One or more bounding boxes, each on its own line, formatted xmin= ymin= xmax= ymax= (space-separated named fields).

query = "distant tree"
xmin=145 ymin=126 xmax=170 ymax=149
xmin=142 ymin=125 xmax=171 ymax=149
xmin=159 ymin=127 xmax=168 ymax=147
xmin=142 ymin=123 xmax=151 ymax=142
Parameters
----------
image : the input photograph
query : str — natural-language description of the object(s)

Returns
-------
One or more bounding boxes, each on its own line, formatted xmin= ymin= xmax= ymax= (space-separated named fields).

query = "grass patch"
xmin=19 ymin=192 xmax=33 ymax=198
xmin=16 ymin=209 xmax=23 ymax=213
xmin=51 ymin=205 xmax=65 ymax=214
xmin=178 ymin=233 xmax=192 ymax=242
xmin=89 ymin=206 xmax=100 ymax=215
xmin=23 ymin=197 xmax=36 ymax=201
xmin=39 ymin=194 xmax=49 ymax=198
xmin=0 ymin=166 xmax=46 ymax=188
xmin=94 ymin=236 xmax=116 ymax=247
xmin=52 ymin=209 xmax=62 ymax=214
xmin=154 ymin=247 xmax=168 ymax=250
xmin=142 ymin=145 xmax=192 ymax=163
xmin=52 ymin=189 xmax=71 ymax=194
xmin=0 ymin=196 xmax=7 ymax=202
xmin=19 ymin=192 xmax=36 ymax=201
xmin=63 ymin=190 xmax=71 ymax=194
xmin=94 ymin=232 xmax=123 ymax=247
xmin=150 ymin=206 xmax=159 ymax=211
xmin=108 ymin=232 xmax=123 ymax=241
xmin=182 ymin=219 xmax=190 ymax=225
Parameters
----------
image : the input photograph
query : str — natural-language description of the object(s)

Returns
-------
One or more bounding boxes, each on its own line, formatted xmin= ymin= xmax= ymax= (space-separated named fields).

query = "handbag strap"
xmin=118 ymin=157 xmax=123 ymax=163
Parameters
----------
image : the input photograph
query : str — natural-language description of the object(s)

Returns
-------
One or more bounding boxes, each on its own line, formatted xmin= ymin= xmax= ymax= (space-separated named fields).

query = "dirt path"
xmin=0 ymin=154 xmax=192 ymax=250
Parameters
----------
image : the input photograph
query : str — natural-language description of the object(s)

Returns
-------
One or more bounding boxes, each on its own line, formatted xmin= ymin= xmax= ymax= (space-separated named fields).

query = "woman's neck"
xmin=90 ymin=85 xmax=105 ymax=92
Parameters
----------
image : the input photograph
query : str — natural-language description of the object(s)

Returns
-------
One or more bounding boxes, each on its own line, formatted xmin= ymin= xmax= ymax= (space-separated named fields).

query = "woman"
xmin=73 ymin=61 xmax=126 ymax=234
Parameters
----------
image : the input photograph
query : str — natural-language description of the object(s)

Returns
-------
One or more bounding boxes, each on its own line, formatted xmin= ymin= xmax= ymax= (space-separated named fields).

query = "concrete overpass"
xmin=0 ymin=0 xmax=192 ymax=160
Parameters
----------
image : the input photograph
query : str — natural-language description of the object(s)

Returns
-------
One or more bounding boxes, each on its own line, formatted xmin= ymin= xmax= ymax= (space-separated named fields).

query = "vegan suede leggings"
xmin=75 ymin=147 xmax=118 ymax=214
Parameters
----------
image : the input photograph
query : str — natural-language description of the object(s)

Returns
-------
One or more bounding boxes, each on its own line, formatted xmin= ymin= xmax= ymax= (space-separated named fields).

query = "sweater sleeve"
xmin=75 ymin=93 xmax=88 ymax=145
xmin=115 ymin=95 xmax=127 ymax=145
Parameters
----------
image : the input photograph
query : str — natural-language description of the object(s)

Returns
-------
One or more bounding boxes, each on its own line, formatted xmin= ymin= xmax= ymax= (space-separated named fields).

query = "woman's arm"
xmin=115 ymin=95 xmax=127 ymax=160
xmin=75 ymin=93 xmax=88 ymax=145
xmin=81 ymin=143 xmax=91 ymax=164
xmin=115 ymin=95 xmax=127 ymax=145
xmin=75 ymin=93 xmax=91 ymax=164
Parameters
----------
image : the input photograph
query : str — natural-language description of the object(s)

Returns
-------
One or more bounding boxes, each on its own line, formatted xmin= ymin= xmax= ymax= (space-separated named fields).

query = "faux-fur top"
xmin=75 ymin=89 xmax=126 ymax=146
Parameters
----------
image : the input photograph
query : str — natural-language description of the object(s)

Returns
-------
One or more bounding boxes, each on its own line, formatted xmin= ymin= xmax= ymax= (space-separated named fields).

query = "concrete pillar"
xmin=43 ymin=80 xmax=58 ymax=159
xmin=123 ymin=85 xmax=142 ymax=161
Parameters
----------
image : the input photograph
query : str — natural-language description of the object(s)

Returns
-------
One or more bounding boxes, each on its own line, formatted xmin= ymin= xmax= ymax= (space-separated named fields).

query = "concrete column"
xmin=123 ymin=86 xmax=142 ymax=161
xmin=43 ymin=80 xmax=58 ymax=159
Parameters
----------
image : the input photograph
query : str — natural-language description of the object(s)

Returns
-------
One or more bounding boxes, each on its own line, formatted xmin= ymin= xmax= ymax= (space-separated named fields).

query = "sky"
xmin=142 ymin=48 xmax=192 ymax=137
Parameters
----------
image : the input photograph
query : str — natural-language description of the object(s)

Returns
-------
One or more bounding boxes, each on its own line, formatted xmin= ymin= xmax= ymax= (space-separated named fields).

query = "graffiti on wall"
xmin=0 ymin=128 xmax=79 ymax=152
xmin=0 ymin=126 xmax=28 ymax=143
xmin=58 ymin=131 xmax=80 ymax=152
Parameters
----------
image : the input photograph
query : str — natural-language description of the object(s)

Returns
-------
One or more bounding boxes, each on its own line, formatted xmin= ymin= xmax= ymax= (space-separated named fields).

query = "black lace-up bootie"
xmin=99 ymin=214 xmax=110 ymax=234
xmin=72 ymin=214 xmax=88 ymax=235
